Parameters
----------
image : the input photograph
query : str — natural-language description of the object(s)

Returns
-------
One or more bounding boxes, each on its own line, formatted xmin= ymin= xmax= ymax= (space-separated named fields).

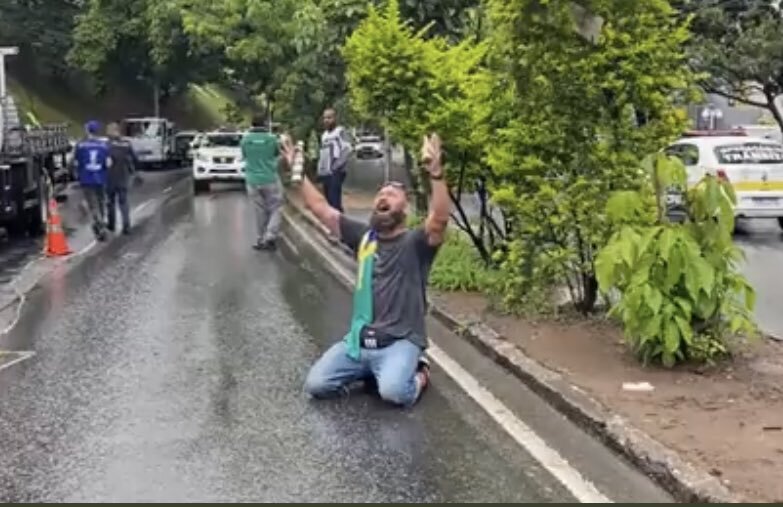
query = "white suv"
xmin=192 ymin=131 xmax=245 ymax=193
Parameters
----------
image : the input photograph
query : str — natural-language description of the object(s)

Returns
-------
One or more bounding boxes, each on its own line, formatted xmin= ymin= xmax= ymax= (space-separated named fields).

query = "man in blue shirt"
xmin=73 ymin=120 xmax=110 ymax=241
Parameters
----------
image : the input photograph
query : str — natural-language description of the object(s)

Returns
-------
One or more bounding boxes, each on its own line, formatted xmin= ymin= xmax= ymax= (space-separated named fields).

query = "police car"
xmin=666 ymin=130 xmax=783 ymax=230
xmin=192 ymin=130 xmax=245 ymax=193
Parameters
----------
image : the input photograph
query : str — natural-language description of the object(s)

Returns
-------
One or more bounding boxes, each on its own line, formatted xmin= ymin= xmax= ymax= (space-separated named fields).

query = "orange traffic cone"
xmin=44 ymin=198 xmax=71 ymax=257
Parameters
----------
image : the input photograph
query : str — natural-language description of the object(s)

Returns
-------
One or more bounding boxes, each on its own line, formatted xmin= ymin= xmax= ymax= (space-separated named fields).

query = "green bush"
xmin=430 ymin=232 xmax=495 ymax=292
xmin=595 ymin=154 xmax=757 ymax=367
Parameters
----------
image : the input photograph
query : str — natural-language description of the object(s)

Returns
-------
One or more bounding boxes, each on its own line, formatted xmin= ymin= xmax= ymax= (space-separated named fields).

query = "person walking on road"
xmin=316 ymin=108 xmax=352 ymax=212
xmin=73 ymin=120 xmax=110 ymax=242
xmin=105 ymin=122 xmax=137 ymax=235
xmin=241 ymin=115 xmax=287 ymax=251
xmin=285 ymin=133 xmax=451 ymax=408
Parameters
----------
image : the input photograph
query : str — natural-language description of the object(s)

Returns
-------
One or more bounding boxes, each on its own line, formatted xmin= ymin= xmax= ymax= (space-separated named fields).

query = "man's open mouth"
xmin=376 ymin=202 xmax=391 ymax=213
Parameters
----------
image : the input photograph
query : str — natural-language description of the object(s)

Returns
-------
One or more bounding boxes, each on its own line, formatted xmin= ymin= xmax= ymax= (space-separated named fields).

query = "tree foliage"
xmin=485 ymin=0 xmax=698 ymax=314
xmin=0 ymin=0 xmax=82 ymax=76
xmin=273 ymin=0 xmax=369 ymax=139
xmin=681 ymin=0 xmax=783 ymax=131
xmin=68 ymin=0 xmax=210 ymax=94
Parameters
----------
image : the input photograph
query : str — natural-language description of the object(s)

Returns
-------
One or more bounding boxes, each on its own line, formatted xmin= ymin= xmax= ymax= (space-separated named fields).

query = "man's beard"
xmin=370 ymin=209 xmax=406 ymax=233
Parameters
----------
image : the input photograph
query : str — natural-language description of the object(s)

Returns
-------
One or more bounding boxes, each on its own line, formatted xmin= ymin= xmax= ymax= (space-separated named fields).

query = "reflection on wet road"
xmin=0 ymin=187 xmax=575 ymax=502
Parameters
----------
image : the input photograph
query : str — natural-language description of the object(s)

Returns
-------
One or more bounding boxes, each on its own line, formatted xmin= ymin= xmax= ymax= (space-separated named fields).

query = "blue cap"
xmin=85 ymin=120 xmax=101 ymax=135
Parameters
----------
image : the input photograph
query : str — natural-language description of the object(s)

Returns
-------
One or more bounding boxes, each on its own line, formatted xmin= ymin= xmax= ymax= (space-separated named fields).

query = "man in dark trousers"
xmin=316 ymin=108 xmax=353 ymax=211
xmin=73 ymin=120 xmax=110 ymax=241
xmin=105 ymin=122 xmax=137 ymax=235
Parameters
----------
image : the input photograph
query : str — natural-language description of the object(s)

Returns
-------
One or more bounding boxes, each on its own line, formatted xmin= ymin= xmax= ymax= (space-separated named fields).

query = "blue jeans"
xmin=321 ymin=171 xmax=346 ymax=212
xmin=305 ymin=339 xmax=424 ymax=407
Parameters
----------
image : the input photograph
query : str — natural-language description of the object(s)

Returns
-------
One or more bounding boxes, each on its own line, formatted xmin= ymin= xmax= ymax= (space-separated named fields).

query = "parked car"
xmin=355 ymin=134 xmax=384 ymax=160
xmin=666 ymin=131 xmax=783 ymax=229
xmin=192 ymin=130 xmax=244 ymax=193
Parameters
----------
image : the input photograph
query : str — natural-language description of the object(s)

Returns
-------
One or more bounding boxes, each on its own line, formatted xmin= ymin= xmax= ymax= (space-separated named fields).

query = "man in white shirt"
xmin=316 ymin=108 xmax=353 ymax=211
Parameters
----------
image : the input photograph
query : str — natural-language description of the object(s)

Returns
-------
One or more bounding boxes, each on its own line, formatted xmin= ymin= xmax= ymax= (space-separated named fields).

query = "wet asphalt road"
xmin=0 ymin=171 xmax=188 ymax=301
xmin=734 ymin=219 xmax=783 ymax=340
xmin=0 ymin=184 xmax=585 ymax=502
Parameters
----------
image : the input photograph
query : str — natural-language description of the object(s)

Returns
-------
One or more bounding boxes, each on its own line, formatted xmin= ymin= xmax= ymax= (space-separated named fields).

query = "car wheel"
xmin=194 ymin=180 xmax=210 ymax=194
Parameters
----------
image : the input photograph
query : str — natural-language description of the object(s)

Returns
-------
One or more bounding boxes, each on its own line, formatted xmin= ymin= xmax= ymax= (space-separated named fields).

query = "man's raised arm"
xmin=281 ymin=137 xmax=341 ymax=236
xmin=300 ymin=176 xmax=341 ymax=236
xmin=422 ymin=134 xmax=450 ymax=247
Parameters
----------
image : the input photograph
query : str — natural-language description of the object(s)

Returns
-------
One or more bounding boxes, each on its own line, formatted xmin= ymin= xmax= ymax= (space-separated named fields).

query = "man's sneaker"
xmin=122 ymin=227 xmax=131 ymax=236
xmin=415 ymin=356 xmax=431 ymax=398
xmin=253 ymin=239 xmax=277 ymax=251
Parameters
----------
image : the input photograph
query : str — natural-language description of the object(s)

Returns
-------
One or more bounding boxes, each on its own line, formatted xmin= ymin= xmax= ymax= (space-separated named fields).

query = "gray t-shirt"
xmin=340 ymin=215 xmax=439 ymax=349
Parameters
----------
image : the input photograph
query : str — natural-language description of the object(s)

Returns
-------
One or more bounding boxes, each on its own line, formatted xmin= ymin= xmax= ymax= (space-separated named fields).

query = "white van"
xmin=667 ymin=133 xmax=783 ymax=229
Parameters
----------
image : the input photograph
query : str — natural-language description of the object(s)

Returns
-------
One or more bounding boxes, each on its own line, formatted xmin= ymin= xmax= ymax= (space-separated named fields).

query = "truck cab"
xmin=121 ymin=117 xmax=175 ymax=169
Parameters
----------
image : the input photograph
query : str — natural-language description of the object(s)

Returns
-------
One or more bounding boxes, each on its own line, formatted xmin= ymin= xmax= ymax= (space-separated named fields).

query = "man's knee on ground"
xmin=303 ymin=368 xmax=340 ymax=399
xmin=377 ymin=378 xmax=417 ymax=407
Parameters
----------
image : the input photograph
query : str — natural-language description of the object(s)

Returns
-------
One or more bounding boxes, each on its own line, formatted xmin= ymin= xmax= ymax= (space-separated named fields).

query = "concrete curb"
xmin=282 ymin=193 xmax=737 ymax=504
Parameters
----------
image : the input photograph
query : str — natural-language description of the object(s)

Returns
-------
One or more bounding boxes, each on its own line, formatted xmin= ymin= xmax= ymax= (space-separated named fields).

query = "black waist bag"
xmin=360 ymin=327 xmax=398 ymax=349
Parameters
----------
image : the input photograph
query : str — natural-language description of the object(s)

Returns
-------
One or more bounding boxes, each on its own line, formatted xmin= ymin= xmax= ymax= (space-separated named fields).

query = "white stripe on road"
xmin=428 ymin=344 xmax=611 ymax=503
xmin=282 ymin=214 xmax=612 ymax=503
xmin=0 ymin=350 xmax=35 ymax=372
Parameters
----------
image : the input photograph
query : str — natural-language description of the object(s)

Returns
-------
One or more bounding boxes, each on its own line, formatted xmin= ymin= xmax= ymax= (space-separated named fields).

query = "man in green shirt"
xmin=241 ymin=116 xmax=286 ymax=250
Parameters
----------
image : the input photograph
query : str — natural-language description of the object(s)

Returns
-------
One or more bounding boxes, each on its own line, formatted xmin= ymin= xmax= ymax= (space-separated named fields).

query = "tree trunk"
xmin=577 ymin=273 xmax=599 ymax=314
xmin=764 ymin=88 xmax=783 ymax=135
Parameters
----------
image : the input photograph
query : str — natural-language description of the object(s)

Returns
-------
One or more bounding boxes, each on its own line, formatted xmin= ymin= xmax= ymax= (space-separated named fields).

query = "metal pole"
xmin=153 ymin=82 xmax=160 ymax=118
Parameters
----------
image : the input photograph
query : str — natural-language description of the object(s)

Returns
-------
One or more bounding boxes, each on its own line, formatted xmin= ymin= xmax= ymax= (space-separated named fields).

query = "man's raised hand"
xmin=421 ymin=133 xmax=444 ymax=179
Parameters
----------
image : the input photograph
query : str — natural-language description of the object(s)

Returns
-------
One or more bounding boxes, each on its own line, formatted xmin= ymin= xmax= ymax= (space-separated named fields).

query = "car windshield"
xmin=123 ymin=121 xmax=162 ymax=138
xmin=204 ymin=134 xmax=241 ymax=147
xmin=714 ymin=143 xmax=783 ymax=164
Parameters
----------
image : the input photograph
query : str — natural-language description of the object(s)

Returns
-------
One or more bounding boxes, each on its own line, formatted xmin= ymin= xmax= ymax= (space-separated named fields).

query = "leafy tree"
xmin=596 ymin=153 xmax=756 ymax=366
xmin=343 ymin=0 xmax=492 ymax=233
xmin=679 ymin=0 xmax=783 ymax=131
xmin=0 ymin=0 xmax=82 ymax=76
xmin=179 ymin=0 xmax=299 ymax=112
xmin=68 ymin=0 xmax=210 ymax=96
xmin=273 ymin=0 xmax=369 ymax=140
xmin=485 ymin=0 xmax=697 ymax=314
xmin=398 ymin=0 xmax=482 ymax=41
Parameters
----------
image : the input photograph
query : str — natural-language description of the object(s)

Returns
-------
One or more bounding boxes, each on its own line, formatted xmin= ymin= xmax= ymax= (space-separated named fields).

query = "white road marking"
xmin=0 ymin=292 xmax=26 ymax=337
xmin=133 ymin=200 xmax=152 ymax=214
xmin=0 ymin=350 xmax=35 ymax=371
xmin=163 ymin=186 xmax=173 ymax=194
xmin=428 ymin=344 xmax=611 ymax=503
xmin=282 ymin=215 xmax=612 ymax=503
xmin=70 ymin=239 xmax=97 ymax=258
